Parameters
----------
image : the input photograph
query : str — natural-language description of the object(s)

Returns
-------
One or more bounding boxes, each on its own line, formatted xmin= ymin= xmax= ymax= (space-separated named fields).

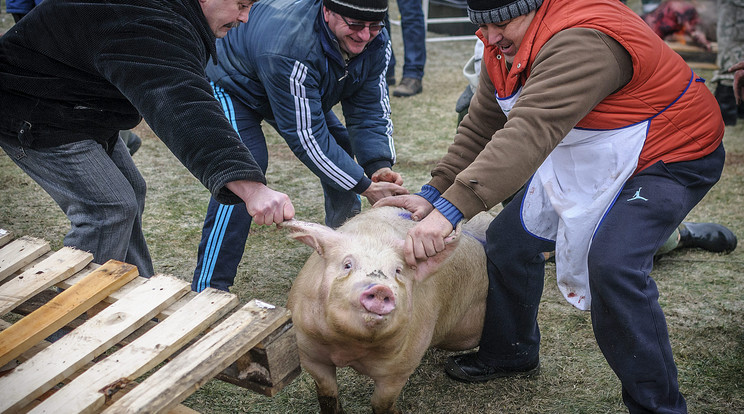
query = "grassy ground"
xmin=1 ymin=2 xmax=743 ymax=413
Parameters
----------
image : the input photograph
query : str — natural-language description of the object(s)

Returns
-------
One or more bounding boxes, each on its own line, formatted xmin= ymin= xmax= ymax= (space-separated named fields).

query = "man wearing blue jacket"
xmin=192 ymin=0 xmax=408 ymax=292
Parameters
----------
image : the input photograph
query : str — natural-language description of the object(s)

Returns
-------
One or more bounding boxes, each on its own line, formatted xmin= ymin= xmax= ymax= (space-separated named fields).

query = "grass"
xmin=1 ymin=3 xmax=743 ymax=413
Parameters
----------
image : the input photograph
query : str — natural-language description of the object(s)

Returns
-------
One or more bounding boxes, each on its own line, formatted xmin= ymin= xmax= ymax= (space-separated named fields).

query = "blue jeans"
xmin=192 ymin=85 xmax=361 ymax=292
xmin=481 ymin=144 xmax=724 ymax=413
xmin=0 ymin=128 xmax=153 ymax=277
xmin=385 ymin=0 xmax=426 ymax=80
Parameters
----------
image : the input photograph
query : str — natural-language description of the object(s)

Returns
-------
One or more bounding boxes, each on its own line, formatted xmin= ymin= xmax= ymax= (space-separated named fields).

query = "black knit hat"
xmin=323 ymin=0 xmax=388 ymax=22
xmin=467 ymin=0 xmax=543 ymax=24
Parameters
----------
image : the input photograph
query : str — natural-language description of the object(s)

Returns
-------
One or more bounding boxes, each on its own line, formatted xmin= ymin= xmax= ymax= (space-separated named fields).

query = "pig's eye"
xmin=343 ymin=259 xmax=353 ymax=271
xmin=395 ymin=267 xmax=402 ymax=275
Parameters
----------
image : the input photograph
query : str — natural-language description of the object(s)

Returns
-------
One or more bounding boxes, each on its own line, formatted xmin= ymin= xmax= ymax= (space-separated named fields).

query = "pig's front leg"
xmin=371 ymin=374 xmax=410 ymax=414
xmin=303 ymin=357 xmax=344 ymax=414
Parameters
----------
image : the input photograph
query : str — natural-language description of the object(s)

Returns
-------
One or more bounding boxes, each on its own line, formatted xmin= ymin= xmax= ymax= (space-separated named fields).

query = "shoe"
xmin=393 ymin=77 xmax=422 ymax=97
xmin=445 ymin=352 xmax=540 ymax=383
xmin=387 ymin=76 xmax=396 ymax=86
xmin=678 ymin=222 xmax=737 ymax=254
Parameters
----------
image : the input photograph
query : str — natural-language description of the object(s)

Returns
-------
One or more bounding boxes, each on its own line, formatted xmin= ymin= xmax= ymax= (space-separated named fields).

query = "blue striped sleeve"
xmin=432 ymin=197 xmax=464 ymax=228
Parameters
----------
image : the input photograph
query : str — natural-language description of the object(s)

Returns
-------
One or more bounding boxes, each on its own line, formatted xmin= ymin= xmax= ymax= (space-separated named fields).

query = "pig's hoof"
xmin=444 ymin=352 xmax=540 ymax=383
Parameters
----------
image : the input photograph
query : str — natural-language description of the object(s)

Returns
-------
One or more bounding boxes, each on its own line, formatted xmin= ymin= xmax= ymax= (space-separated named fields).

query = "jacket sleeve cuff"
xmin=415 ymin=184 xmax=441 ymax=205
xmin=363 ymin=160 xmax=394 ymax=178
xmin=352 ymin=176 xmax=373 ymax=194
xmin=432 ymin=197 xmax=464 ymax=228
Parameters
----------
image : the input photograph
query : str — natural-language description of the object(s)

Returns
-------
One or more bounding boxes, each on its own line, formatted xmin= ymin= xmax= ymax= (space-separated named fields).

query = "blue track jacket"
xmin=206 ymin=0 xmax=395 ymax=194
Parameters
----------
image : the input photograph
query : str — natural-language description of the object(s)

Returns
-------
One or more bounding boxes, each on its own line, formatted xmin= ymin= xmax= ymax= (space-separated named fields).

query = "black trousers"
xmin=479 ymin=144 xmax=724 ymax=413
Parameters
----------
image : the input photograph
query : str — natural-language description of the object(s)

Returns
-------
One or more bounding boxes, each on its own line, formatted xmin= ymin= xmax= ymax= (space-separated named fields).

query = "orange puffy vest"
xmin=480 ymin=0 xmax=724 ymax=173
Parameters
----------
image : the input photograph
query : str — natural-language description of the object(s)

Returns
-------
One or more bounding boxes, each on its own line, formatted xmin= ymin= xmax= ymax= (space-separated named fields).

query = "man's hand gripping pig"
xmin=375 ymin=194 xmax=455 ymax=271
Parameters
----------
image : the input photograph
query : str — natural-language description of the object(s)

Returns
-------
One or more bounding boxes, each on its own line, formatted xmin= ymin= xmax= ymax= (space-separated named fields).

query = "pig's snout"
xmin=360 ymin=285 xmax=396 ymax=315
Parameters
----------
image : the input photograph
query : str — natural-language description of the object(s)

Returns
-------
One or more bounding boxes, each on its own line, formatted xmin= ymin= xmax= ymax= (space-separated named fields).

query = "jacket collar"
xmin=185 ymin=0 xmax=219 ymax=63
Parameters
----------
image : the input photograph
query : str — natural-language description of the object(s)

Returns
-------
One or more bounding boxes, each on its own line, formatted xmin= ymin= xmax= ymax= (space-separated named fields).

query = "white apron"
xmin=498 ymin=87 xmax=648 ymax=310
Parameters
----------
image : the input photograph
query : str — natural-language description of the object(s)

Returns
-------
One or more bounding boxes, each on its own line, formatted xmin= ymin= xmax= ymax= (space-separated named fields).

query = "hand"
xmin=225 ymin=180 xmax=295 ymax=225
xmin=729 ymin=61 xmax=744 ymax=105
xmin=371 ymin=167 xmax=404 ymax=185
xmin=374 ymin=194 xmax=434 ymax=222
xmin=361 ymin=181 xmax=409 ymax=205
xmin=403 ymin=210 xmax=453 ymax=267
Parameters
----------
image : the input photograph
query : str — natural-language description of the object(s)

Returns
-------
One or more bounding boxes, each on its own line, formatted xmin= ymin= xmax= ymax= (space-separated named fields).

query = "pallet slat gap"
xmin=103 ymin=299 xmax=291 ymax=414
xmin=29 ymin=288 xmax=238 ymax=414
xmin=0 ymin=247 xmax=94 ymax=317
xmin=0 ymin=273 xmax=186 ymax=413
xmin=0 ymin=258 xmax=129 ymax=371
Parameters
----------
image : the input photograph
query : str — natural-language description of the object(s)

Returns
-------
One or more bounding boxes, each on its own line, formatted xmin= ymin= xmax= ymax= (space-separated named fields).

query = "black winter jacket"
xmin=0 ymin=0 xmax=264 ymax=204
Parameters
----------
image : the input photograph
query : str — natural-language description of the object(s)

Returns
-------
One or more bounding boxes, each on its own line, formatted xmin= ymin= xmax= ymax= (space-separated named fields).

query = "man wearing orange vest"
xmin=379 ymin=0 xmax=726 ymax=411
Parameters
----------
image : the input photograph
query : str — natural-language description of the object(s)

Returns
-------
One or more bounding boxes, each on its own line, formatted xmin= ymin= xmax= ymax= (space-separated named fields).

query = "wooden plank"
xmin=100 ymin=382 xmax=202 ymax=414
xmin=0 ymin=274 xmax=188 ymax=414
xmin=0 ymin=229 xmax=13 ymax=247
xmin=29 ymin=288 xmax=238 ymax=414
xmin=0 ymin=247 xmax=93 ymax=317
xmin=0 ymin=259 xmax=136 ymax=370
xmin=103 ymin=300 xmax=292 ymax=414
xmin=0 ymin=235 xmax=51 ymax=283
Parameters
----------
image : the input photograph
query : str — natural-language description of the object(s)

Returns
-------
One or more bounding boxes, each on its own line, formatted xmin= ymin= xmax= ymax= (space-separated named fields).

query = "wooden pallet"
xmin=0 ymin=229 xmax=301 ymax=413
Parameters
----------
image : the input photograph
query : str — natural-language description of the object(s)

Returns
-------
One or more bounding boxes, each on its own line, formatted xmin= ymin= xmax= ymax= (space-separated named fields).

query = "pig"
xmin=282 ymin=206 xmax=490 ymax=414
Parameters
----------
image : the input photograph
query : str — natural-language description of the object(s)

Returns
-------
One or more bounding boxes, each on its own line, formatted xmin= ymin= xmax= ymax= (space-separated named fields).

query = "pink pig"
xmin=283 ymin=206 xmax=489 ymax=414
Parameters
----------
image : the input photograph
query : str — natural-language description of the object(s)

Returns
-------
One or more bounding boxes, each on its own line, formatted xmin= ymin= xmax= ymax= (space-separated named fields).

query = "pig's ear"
xmin=394 ymin=224 xmax=463 ymax=282
xmin=278 ymin=219 xmax=343 ymax=256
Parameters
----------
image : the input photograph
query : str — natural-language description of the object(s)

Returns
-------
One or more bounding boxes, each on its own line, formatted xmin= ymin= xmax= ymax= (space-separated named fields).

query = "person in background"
xmin=378 ymin=0 xmax=727 ymax=411
xmin=192 ymin=0 xmax=407 ymax=292
xmin=730 ymin=58 xmax=744 ymax=105
xmin=0 ymin=0 xmax=294 ymax=278
xmin=712 ymin=0 xmax=744 ymax=125
xmin=385 ymin=0 xmax=427 ymax=97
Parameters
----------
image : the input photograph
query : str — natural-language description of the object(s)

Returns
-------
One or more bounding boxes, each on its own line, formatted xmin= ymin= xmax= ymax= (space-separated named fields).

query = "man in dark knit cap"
xmin=379 ymin=0 xmax=729 ymax=412
xmin=0 ymin=0 xmax=295 ymax=278
xmin=191 ymin=0 xmax=408 ymax=292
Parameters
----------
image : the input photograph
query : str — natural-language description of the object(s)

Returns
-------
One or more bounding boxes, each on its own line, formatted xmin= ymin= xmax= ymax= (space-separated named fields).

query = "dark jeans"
xmin=480 ymin=144 xmax=724 ymax=413
xmin=384 ymin=0 xmax=426 ymax=80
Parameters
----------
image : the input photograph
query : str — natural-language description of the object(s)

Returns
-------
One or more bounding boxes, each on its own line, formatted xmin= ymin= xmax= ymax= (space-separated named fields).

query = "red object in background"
xmin=642 ymin=0 xmax=712 ymax=50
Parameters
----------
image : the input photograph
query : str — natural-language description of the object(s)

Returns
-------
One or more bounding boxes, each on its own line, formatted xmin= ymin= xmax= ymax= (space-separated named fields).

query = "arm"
xmin=339 ymin=40 xmax=397 ymax=178
xmin=225 ymin=180 xmax=295 ymax=225
xmin=401 ymin=28 xmax=632 ymax=266
xmin=95 ymin=18 xmax=267 ymax=205
xmin=257 ymin=54 xmax=373 ymax=195
xmin=438 ymin=28 xmax=632 ymax=219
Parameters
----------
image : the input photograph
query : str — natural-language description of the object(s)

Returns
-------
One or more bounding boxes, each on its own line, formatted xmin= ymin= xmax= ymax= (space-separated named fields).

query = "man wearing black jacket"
xmin=0 ymin=0 xmax=294 ymax=277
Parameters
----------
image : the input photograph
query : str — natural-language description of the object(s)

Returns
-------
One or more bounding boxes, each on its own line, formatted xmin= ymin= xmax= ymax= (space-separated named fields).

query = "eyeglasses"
xmin=338 ymin=14 xmax=385 ymax=33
